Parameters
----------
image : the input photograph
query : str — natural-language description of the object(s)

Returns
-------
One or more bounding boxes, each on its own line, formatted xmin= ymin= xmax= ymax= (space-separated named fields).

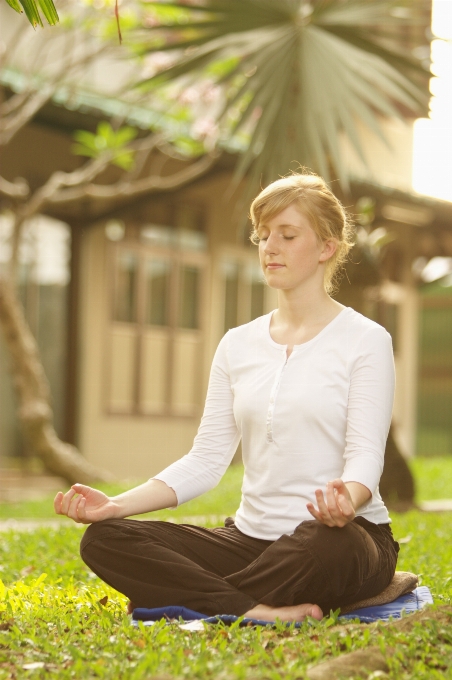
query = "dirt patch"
xmin=306 ymin=606 xmax=452 ymax=679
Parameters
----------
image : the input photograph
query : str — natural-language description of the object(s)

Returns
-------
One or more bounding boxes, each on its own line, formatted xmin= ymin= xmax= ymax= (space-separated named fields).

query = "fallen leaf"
xmin=134 ymin=639 xmax=146 ymax=648
xmin=20 ymin=566 xmax=36 ymax=577
xmin=0 ymin=620 xmax=14 ymax=631
xmin=97 ymin=596 xmax=109 ymax=607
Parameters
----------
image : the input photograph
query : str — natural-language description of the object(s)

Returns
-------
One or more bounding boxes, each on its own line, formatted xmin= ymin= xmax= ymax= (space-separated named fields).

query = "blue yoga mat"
xmin=132 ymin=586 xmax=433 ymax=627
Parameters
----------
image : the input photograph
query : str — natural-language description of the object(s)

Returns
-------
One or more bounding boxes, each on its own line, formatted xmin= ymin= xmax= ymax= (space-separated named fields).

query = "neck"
xmin=275 ymin=280 xmax=339 ymax=329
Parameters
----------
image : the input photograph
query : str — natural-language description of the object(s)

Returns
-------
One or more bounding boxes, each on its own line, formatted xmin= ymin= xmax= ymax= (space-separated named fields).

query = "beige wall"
xmin=341 ymin=119 xmax=415 ymax=191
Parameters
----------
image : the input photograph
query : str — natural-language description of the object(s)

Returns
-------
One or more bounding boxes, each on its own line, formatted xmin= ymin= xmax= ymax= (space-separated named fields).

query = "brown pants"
xmin=80 ymin=516 xmax=399 ymax=616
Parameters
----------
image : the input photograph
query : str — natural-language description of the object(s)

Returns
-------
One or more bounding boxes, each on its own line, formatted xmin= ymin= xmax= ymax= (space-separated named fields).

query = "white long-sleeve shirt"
xmin=155 ymin=307 xmax=395 ymax=540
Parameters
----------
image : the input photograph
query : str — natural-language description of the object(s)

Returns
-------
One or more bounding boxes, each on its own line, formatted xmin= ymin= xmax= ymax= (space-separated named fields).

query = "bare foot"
xmin=244 ymin=603 xmax=323 ymax=623
xmin=127 ymin=601 xmax=136 ymax=615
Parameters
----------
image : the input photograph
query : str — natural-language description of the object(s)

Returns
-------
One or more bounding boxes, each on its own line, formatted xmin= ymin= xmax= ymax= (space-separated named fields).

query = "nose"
xmin=263 ymin=231 xmax=279 ymax=254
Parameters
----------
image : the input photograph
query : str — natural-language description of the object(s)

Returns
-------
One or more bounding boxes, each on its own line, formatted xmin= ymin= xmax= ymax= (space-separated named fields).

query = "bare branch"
xmin=121 ymin=132 xmax=167 ymax=182
xmin=156 ymin=140 xmax=199 ymax=162
xmin=0 ymin=175 xmax=29 ymax=199
xmin=15 ymin=132 xmax=165 ymax=220
xmin=0 ymin=85 xmax=55 ymax=147
xmin=0 ymin=91 xmax=31 ymax=118
xmin=20 ymin=155 xmax=114 ymax=222
xmin=48 ymin=151 xmax=220 ymax=205
xmin=0 ymin=44 xmax=112 ymax=147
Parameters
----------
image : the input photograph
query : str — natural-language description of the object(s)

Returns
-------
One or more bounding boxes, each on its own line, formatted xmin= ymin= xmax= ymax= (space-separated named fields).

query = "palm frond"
xmin=4 ymin=0 xmax=59 ymax=26
xmin=138 ymin=0 xmax=431 ymax=189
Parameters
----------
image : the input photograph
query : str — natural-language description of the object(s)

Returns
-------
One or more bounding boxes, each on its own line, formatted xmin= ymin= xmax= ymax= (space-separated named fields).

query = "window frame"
xmin=106 ymin=236 xmax=208 ymax=419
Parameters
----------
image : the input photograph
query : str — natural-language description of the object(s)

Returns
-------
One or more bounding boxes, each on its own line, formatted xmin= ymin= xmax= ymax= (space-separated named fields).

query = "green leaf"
xmin=111 ymin=152 xmax=135 ymax=171
xmin=18 ymin=0 xmax=43 ymax=28
xmin=72 ymin=130 xmax=98 ymax=151
xmin=71 ymin=143 xmax=98 ymax=159
xmin=113 ymin=126 xmax=138 ymax=147
xmin=4 ymin=0 xmax=23 ymax=14
xmin=71 ymin=123 xmax=138 ymax=169
xmin=4 ymin=0 xmax=59 ymax=26
xmin=37 ymin=0 xmax=59 ymax=25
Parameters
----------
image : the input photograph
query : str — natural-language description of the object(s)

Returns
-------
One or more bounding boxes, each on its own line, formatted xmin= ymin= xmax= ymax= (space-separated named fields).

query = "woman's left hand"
xmin=306 ymin=479 xmax=356 ymax=527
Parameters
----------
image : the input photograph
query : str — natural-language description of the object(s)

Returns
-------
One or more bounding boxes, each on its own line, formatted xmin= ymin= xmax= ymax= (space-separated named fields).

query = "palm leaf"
xmin=4 ymin=0 xmax=23 ymax=13
xmin=4 ymin=0 xmax=59 ymax=26
xmin=138 ymin=0 xmax=431 ymax=189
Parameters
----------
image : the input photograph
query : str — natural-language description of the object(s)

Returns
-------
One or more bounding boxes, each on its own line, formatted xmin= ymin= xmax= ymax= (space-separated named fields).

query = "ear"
xmin=319 ymin=238 xmax=337 ymax=263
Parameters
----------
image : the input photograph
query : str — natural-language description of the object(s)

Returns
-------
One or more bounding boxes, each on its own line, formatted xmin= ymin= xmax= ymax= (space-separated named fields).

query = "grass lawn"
xmin=1 ymin=458 xmax=452 ymax=679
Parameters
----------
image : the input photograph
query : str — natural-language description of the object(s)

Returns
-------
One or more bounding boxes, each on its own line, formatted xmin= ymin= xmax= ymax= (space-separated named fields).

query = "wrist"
xmin=344 ymin=481 xmax=371 ymax=512
xmin=109 ymin=497 xmax=127 ymax=519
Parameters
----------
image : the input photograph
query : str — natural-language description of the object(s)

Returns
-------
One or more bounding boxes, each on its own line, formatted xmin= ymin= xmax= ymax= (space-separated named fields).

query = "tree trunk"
xmin=0 ymin=277 xmax=112 ymax=485
xmin=380 ymin=425 xmax=416 ymax=511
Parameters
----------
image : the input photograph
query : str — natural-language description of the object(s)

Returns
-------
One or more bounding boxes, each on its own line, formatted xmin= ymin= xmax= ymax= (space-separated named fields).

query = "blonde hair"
xmin=250 ymin=172 xmax=355 ymax=294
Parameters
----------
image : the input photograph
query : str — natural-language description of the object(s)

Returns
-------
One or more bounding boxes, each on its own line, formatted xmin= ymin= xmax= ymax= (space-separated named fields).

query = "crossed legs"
xmin=80 ymin=517 xmax=398 ymax=621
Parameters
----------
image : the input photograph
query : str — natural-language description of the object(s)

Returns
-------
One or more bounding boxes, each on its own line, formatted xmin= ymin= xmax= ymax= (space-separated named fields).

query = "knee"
xmin=294 ymin=520 xmax=376 ymax=574
xmin=80 ymin=519 xmax=123 ymax=560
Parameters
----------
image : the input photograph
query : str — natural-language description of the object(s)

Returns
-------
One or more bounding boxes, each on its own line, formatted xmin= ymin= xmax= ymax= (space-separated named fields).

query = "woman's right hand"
xmin=54 ymin=484 xmax=119 ymax=524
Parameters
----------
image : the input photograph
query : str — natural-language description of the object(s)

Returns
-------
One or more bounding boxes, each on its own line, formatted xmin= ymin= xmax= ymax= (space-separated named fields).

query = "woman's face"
xmin=257 ymin=203 xmax=335 ymax=292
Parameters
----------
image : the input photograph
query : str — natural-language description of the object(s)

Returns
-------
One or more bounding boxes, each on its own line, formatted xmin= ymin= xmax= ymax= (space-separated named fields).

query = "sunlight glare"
xmin=412 ymin=0 xmax=452 ymax=202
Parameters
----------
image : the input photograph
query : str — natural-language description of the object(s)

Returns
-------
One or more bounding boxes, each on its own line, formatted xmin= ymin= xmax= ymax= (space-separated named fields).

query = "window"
xmin=145 ymin=259 xmax=170 ymax=327
xmin=107 ymin=222 xmax=207 ymax=417
xmin=179 ymin=265 xmax=200 ymax=330
xmin=114 ymin=251 xmax=138 ymax=323
xmin=220 ymin=252 xmax=276 ymax=334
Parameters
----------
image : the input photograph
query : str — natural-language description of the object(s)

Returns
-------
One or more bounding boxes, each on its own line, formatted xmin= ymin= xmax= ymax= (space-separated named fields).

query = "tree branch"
xmin=0 ymin=175 xmax=29 ymax=199
xmin=48 ymin=151 xmax=220 ymax=205
xmin=0 ymin=44 xmax=112 ymax=147
xmin=0 ymin=85 xmax=56 ymax=147
xmin=0 ymin=277 xmax=112 ymax=484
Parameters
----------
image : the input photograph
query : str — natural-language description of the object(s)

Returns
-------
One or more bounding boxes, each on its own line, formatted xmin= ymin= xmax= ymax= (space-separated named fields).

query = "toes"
xmin=308 ymin=604 xmax=323 ymax=620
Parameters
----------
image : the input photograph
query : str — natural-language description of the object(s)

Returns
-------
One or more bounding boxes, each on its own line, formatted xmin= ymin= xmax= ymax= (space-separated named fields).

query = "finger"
xmin=76 ymin=497 xmax=90 ymax=524
xmin=315 ymin=489 xmax=331 ymax=518
xmin=313 ymin=490 xmax=336 ymax=526
xmin=60 ymin=488 xmax=77 ymax=516
xmin=67 ymin=494 xmax=83 ymax=523
xmin=71 ymin=484 xmax=92 ymax=498
xmin=306 ymin=502 xmax=323 ymax=522
xmin=325 ymin=482 xmax=343 ymax=521
xmin=54 ymin=492 xmax=64 ymax=514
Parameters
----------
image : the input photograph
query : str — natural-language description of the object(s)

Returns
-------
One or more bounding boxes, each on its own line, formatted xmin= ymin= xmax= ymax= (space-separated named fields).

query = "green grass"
xmin=411 ymin=456 xmax=452 ymax=500
xmin=1 ymin=460 xmax=452 ymax=678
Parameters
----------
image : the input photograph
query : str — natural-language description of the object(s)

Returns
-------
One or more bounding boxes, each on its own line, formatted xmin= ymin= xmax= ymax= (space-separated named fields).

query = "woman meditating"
xmin=55 ymin=172 xmax=399 ymax=623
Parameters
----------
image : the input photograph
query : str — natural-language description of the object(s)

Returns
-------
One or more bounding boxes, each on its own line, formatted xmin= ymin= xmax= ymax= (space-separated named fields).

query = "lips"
xmin=266 ymin=263 xmax=284 ymax=269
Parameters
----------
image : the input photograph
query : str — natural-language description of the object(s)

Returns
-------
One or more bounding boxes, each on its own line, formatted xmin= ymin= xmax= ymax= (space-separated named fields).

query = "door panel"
xmin=171 ymin=331 xmax=200 ymax=414
xmin=109 ymin=327 xmax=136 ymax=412
xmin=140 ymin=330 xmax=169 ymax=413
